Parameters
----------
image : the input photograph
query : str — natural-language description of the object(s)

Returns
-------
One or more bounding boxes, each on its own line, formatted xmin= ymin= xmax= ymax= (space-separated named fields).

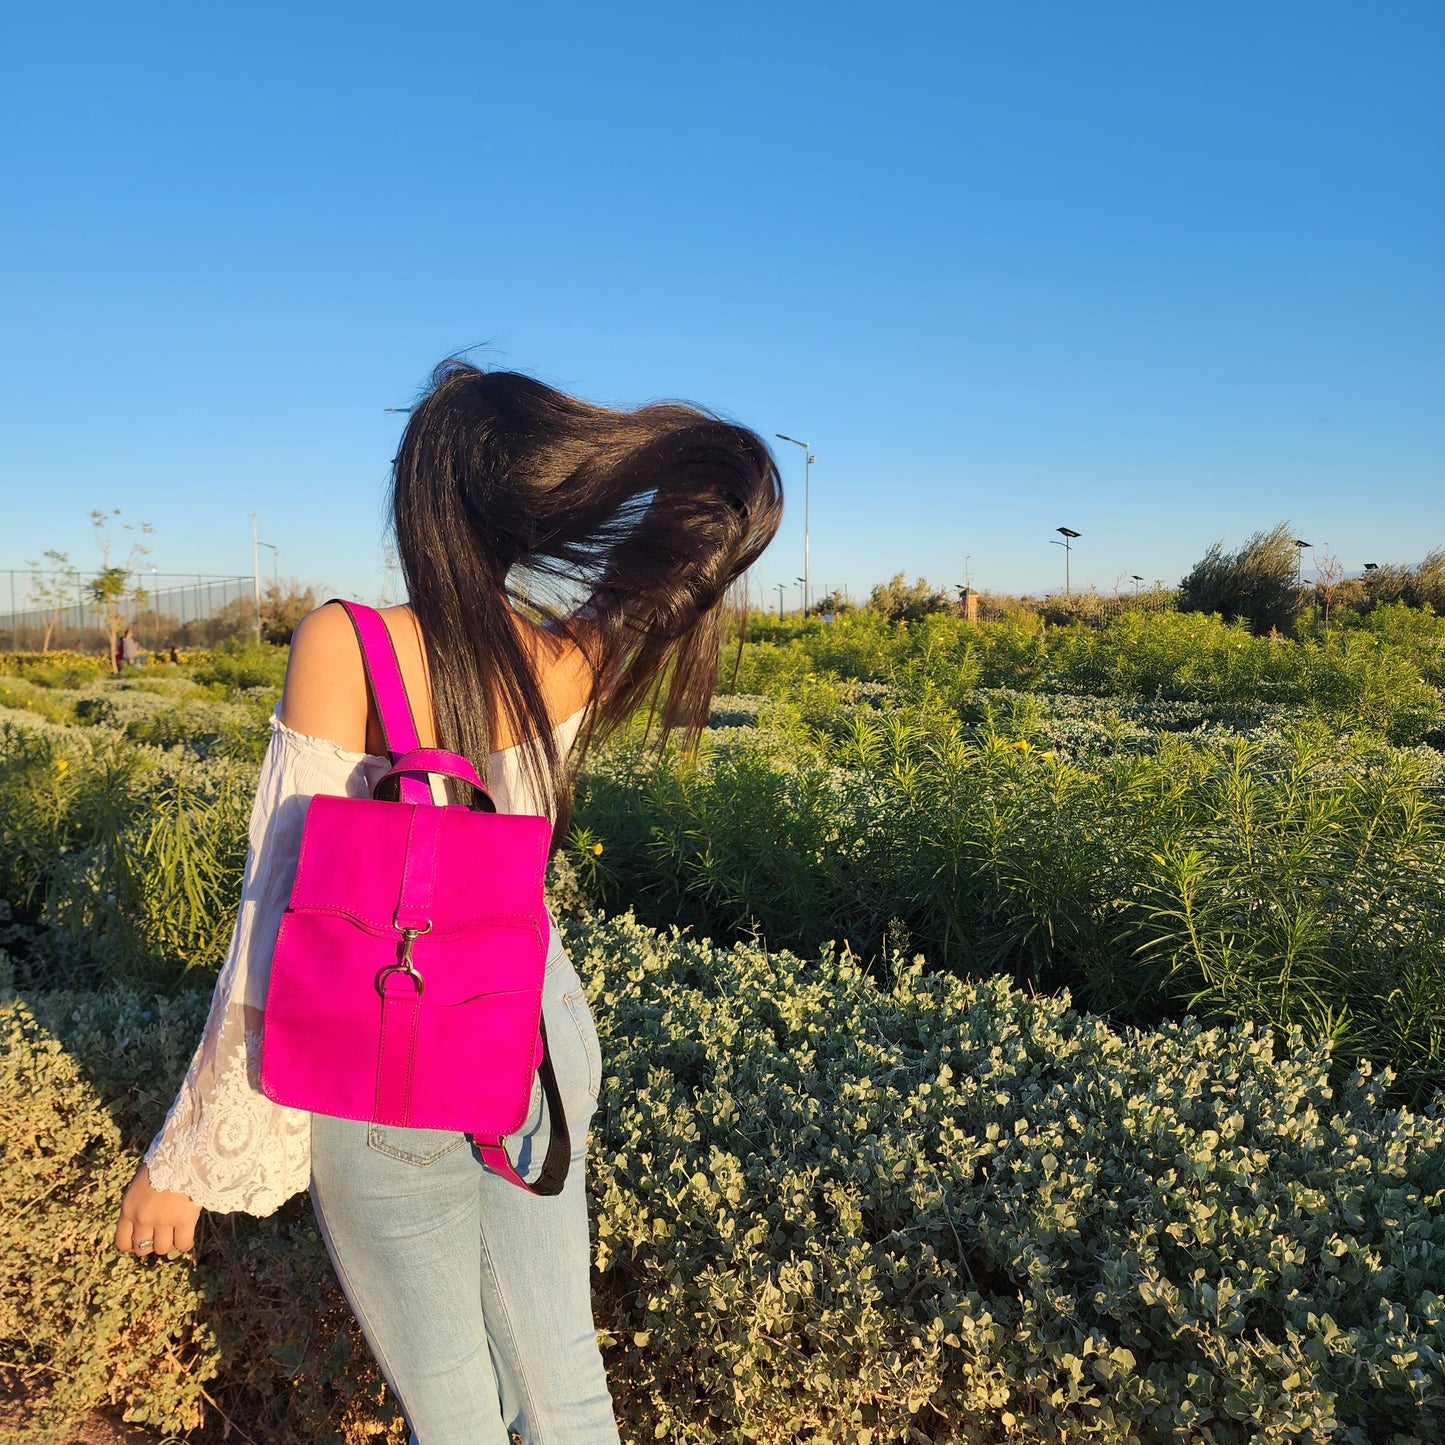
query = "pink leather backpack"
xmin=259 ymin=601 xmax=569 ymax=1195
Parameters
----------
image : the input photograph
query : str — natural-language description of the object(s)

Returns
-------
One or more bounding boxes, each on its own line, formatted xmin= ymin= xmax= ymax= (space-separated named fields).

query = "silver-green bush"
xmin=4 ymin=918 xmax=1443 ymax=1443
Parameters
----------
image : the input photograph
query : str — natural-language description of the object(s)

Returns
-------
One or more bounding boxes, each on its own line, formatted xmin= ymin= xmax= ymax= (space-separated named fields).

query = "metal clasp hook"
xmin=377 ymin=917 xmax=432 ymax=997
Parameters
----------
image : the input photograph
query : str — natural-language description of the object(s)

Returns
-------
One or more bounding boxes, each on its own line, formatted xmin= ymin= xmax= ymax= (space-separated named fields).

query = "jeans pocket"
xmin=365 ymin=1122 xmax=468 ymax=1166
xmin=562 ymin=989 xmax=603 ymax=1101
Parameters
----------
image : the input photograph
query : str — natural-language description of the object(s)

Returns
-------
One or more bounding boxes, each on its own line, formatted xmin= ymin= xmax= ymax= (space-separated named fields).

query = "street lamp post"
xmin=775 ymin=583 xmax=785 ymax=619
xmin=1131 ymin=574 xmax=1143 ymax=595
xmin=248 ymin=513 xmax=262 ymax=639
xmin=258 ymin=541 xmax=280 ymax=592
xmin=1293 ymin=539 xmax=1311 ymax=588
xmin=1051 ymin=527 xmax=1081 ymax=596
xmin=796 ymin=576 xmax=807 ymax=613
xmin=776 ymin=434 xmax=814 ymax=613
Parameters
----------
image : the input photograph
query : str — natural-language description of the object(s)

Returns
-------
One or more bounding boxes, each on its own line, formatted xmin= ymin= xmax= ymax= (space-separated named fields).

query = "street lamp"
xmin=1131 ymin=574 xmax=1144 ymax=595
xmin=796 ymin=576 xmax=807 ymax=613
xmin=257 ymin=541 xmax=280 ymax=592
xmin=1292 ymin=539 xmax=1311 ymax=587
xmin=774 ymin=583 xmax=785 ymax=619
xmin=383 ymin=406 xmax=415 ymax=414
xmin=248 ymin=512 xmax=263 ymax=639
xmin=1050 ymin=527 xmax=1081 ymax=596
xmin=776 ymin=434 xmax=815 ymax=613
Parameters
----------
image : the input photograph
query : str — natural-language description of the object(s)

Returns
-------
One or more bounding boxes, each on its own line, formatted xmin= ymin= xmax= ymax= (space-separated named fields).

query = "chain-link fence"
xmin=0 ymin=571 xmax=259 ymax=653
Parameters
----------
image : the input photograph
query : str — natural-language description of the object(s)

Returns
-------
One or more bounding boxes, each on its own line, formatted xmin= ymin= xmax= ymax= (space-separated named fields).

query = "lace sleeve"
xmin=144 ymin=714 xmax=388 ymax=1216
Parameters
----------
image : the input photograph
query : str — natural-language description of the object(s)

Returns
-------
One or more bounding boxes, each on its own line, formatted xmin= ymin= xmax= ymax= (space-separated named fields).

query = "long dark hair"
xmin=390 ymin=360 xmax=784 ymax=833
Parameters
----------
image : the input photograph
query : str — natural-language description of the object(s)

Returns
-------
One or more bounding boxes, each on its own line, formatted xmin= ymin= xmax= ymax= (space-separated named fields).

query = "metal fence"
xmin=0 ymin=571 xmax=258 ymax=653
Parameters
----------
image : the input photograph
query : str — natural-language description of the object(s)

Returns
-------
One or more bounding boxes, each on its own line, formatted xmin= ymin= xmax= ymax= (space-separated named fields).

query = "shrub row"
xmin=732 ymin=608 xmax=1445 ymax=745
xmin=576 ymin=711 xmax=1445 ymax=1103
xmin=0 ymin=648 xmax=215 ymax=680
xmin=4 ymin=916 xmax=1443 ymax=1443
xmin=0 ymin=712 xmax=255 ymax=991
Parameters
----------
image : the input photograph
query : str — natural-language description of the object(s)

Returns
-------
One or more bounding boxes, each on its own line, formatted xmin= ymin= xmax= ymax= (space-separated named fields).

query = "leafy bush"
xmin=1364 ymin=551 xmax=1445 ymax=616
xmin=0 ymin=678 xmax=76 ymax=725
xmin=0 ymin=964 xmax=401 ymax=1444
xmin=0 ymin=970 xmax=220 ymax=1441
xmin=582 ymin=916 xmax=1445 ymax=1444
xmin=726 ymin=609 xmax=1445 ymax=746
xmin=1039 ymin=613 xmax=1443 ymax=743
xmin=0 ymin=716 xmax=255 ymax=990
xmin=190 ymin=636 xmax=289 ymax=692
xmin=0 ymin=650 xmax=111 ymax=680
xmin=1179 ymin=522 xmax=1304 ymax=636
xmin=866 ymin=573 xmax=957 ymax=622
xmin=5 ymin=919 xmax=1444 ymax=1443
xmin=1036 ymin=589 xmax=1178 ymax=629
xmin=576 ymin=713 xmax=1445 ymax=1102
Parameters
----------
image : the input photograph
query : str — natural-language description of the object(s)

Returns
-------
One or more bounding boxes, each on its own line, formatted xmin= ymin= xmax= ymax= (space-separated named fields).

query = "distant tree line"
xmin=805 ymin=527 xmax=1443 ymax=635
xmin=1178 ymin=522 xmax=1444 ymax=635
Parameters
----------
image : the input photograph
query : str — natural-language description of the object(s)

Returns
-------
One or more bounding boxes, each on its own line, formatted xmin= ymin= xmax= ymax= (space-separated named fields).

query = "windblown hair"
xmin=390 ymin=360 xmax=784 ymax=835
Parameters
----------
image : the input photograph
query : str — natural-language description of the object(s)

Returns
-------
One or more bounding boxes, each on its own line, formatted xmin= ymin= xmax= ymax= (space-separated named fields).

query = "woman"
xmin=112 ymin=360 xmax=783 ymax=1444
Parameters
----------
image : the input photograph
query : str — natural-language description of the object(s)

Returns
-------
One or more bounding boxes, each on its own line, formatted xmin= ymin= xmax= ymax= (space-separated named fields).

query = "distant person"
xmin=120 ymin=628 xmax=139 ymax=670
xmin=113 ymin=359 xmax=783 ymax=1444
xmin=169 ymin=645 xmax=180 ymax=665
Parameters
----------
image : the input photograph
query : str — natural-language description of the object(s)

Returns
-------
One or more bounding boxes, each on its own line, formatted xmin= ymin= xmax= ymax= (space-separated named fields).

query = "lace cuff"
xmin=143 ymin=714 xmax=387 ymax=1216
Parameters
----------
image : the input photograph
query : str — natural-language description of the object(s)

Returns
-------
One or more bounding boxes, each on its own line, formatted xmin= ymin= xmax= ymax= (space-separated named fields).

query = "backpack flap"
xmin=262 ymin=796 xmax=553 ymax=1135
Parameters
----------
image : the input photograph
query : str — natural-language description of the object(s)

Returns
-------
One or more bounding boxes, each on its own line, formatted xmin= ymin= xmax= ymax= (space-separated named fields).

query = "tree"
xmin=1313 ymin=552 xmax=1346 ymax=629
xmin=24 ymin=550 xmax=79 ymax=652
xmin=1360 ymin=550 xmax=1444 ymax=615
xmin=1179 ymin=522 xmax=1302 ymax=636
xmin=1408 ymin=549 xmax=1445 ymax=613
xmin=260 ymin=580 xmax=320 ymax=644
xmin=88 ymin=509 xmax=154 ymax=671
xmin=812 ymin=590 xmax=856 ymax=617
xmin=865 ymin=573 xmax=954 ymax=623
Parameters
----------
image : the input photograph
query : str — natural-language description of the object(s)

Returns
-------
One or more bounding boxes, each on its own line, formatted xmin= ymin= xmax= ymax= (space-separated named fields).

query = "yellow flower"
xmin=55 ymin=759 xmax=69 ymax=772
xmin=1010 ymin=739 xmax=1030 ymax=751
xmin=592 ymin=842 xmax=604 ymax=856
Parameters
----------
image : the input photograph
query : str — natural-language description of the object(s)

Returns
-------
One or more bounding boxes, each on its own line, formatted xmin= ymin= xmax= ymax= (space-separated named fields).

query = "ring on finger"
xmin=133 ymin=1238 xmax=154 ymax=1251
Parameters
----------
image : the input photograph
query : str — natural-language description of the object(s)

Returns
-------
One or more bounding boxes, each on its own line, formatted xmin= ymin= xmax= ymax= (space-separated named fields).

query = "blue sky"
xmin=2 ymin=1 xmax=1441 ymax=608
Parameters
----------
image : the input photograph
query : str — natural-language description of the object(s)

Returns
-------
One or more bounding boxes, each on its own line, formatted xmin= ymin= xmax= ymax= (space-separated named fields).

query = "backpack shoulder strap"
xmin=330 ymin=600 xmax=421 ymax=756
xmin=330 ymin=602 xmax=431 ymax=806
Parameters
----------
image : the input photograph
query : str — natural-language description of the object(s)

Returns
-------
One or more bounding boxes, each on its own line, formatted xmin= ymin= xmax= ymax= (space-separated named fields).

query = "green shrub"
xmin=0 ymin=650 xmax=111 ymax=680
xmin=576 ymin=715 xmax=1445 ymax=1101
xmin=0 ymin=716 xmax=255 ymax=991
xmin=190 ymin=636 xmax=289 ymax=693
xmin=0 ymin=971 xmax=219 ymax=1442
xmin=728 ymin=609 xmax=1445 ymax=746
xmin=579 ymin=915 xmax=1445 ymax=1443
xmin=0 ymin=965 xmax=403 ymax=1443
xmin=0 ymin=679 xmax=76 ymax=725
xmin=1178 ymin=522 xmax=1304 ymax=636
xmin=4 ymin=919 xmax=1444 ymax=1443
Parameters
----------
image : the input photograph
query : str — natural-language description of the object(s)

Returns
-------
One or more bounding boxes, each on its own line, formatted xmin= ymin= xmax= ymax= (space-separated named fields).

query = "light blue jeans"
xmin=309 ymin=931 xmax=620 ymax=1445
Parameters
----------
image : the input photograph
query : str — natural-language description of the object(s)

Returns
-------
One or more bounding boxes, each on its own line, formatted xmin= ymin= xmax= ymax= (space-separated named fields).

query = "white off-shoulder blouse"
xmin=144 ymin=706 xmax=586 ymax=1217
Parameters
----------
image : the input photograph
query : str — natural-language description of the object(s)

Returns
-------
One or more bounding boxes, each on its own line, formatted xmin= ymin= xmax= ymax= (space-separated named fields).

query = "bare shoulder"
xmin=278 ymin=602 xmax=369 ymax=752
xmin=523 ymin=615 xmax=596 ymax=722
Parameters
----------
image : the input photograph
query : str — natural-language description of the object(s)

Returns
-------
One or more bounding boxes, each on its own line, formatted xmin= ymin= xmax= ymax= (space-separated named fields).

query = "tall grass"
xmin=0 ymin=721 xmax=255 ymax=992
